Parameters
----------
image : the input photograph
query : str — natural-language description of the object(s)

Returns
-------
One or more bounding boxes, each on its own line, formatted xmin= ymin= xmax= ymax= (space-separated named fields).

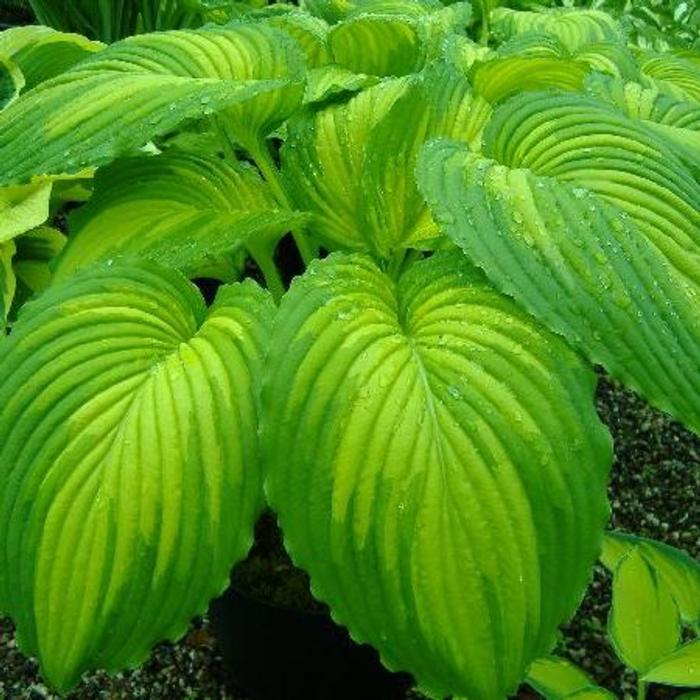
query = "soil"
xmin=1 ymin=374 xmax=698 ymax=699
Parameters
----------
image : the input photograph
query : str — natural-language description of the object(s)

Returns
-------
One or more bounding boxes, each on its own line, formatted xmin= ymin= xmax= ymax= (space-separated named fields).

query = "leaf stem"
xmin=253 ymin=251 xmax=285 ymax=303
xmin=248 ymin=140 xmax=316 ymax=267
xmin=637 ymin=678 xmax=647 ymax=700
xmin=478 ymin=0 xmax=490 ymax=45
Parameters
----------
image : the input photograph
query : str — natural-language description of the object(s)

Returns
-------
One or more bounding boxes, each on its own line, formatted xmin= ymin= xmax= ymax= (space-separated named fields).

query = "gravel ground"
xmin=1 ymin=375 xmax=698 ymax=699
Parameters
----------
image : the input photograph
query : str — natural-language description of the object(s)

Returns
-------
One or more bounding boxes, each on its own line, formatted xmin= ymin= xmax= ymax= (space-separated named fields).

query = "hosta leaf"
xmin=470 ymin=55 xmax=589 ymax=103
xmin=643 ymin=640 xmax=700 ymax=686
xmin=640 ymin=52 xmax=700 ymax=104
xmin=418 ymin=92 xmax=700 ymax=436
xmin=608 ymin=549 xmax=681 ymax=673
xmin=492 ymin=8 xmax=623 ymax=52
xmin=601 ymin=532 xmax=700 ymax=626
xmin=0 ymin=53 xmax=24 ymax=110
xmin=52 ymin=151 xmax=308 ymax=283
xmin=0 ymin=262 xmax=273 ymax=691
xmin=361 ymin=65 xmax=490 ymax=253
xmin=565 ymin=688 xmax=617 ymax=700
xmin=14 ymin=225 xmax=67 ymax=295
xmin=265 ymin=11 xmax=332 ymax=68
xmin=282 ymin=76 xmax=411 ymax=250
xmin=0 ymin=183 xmax=52 ymax=244
xmin=0 ymin=26 xmax=103 ymax=91
xmin=0 ymin=241 xmax=16 ymax=331
xmin=284 ymin=65 xmax=486 ymax=255
xmin=329 ymin=13 xmax=424 ymax=76
xmin=304 ymin=65 xmax=378 ymax=103
xmin=0 ymin=25 xmax=305 ymax=185
xmin=527 ymin=656 xmax=596 ymax=699
xmin=263 ymin=252 xmax=612 ymax=699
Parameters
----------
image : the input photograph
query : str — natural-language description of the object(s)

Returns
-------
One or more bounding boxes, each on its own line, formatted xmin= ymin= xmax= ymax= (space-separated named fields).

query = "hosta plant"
xmin=527 ymin=533 xmax=700 ymax=699
xmin=0 ymin=0 xmax=699 ymax=697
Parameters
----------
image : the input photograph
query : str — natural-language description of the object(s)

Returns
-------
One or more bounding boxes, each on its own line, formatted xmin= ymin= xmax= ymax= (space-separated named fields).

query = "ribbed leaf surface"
xmin=0 ymin=25 xmax=305 ymax=185
xmin=283 ymin=66 xmax=486 ymax=255
xmin=0 ymin=26 xmax=103 ymax=91
xmin=418 ymin=91 xmax=700 ymax=436
xmin=492 ymin=8 xmax=623 ymax=52
xmin=53 ymin=152 xmax=309 ymax=282
xmin=0 ymin=263 xmax=273 ymax=691
xmin=263 ymin=252 xmax=611 ymax=699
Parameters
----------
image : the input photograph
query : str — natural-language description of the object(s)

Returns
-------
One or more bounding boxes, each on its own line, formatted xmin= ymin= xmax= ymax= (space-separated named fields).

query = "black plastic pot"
xmin=209 ymin=584 xmax=413 ymax=700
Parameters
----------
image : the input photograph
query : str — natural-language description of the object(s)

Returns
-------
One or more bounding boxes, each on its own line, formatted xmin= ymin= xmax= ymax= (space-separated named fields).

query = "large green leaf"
xmin=0 ymin=24 xmax=305 ymax=186
xmin=601 ymin=532 xmax=700 ymax=626
xmin=263 ymin=252 xmax=612 ymax=699
xmin=608 ymin=548 xmax=681 ymax=673
xmin=0 ymin=26 xmax=103 ymax=92
xmin=0 ymin=262 xmax=273 ymax=691
xmin=52 ymin=151 xmax=309 ymax=283
xmin=282 ymin=75 xmax=411 ymax=251
xmin=418 ymin=92 xmax=700 ymax=436
xmin=491 ymin=7 xmax=624 ymax=52
xmin=283 ymin=65 xmax=487 ymax=256
xmin=643 ymin=640 xmax=700 ymax=687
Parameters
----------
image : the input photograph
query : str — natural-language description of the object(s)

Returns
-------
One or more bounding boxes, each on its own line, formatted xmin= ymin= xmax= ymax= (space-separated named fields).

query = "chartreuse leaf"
xmin=284 ymin=65 xmax=486 ymax=255
xmin=0 ymin=26 xmax=103 ymax=91
xmin=639 ymin=52 xmax=700 ymax=104
xmin=326 ymin=2 xmax=471 ymax=77
xmin=491 ymin=7 xmax=623 ymax=52
xmin=0 ymin=241 xmax=16 ymax=331
xmin=601 ymin=532 xmax=700 ymax=626
xmin=526 ymin=656 xmax=596 ymax=699
xmin=361 ymin=65 xmax=490 ymax=253
xmin=0 ymin=183 xmax=52 ymax=243
xmin=282 ymin=76 xmax=411 ymax=250
xmin=643 ymin=640 xmax=700 ymax=687
xmin=263 ymin=252 xmax=612 ymax=699
xmin=469 ymin=54 xmax=589 ymax=103
xmin=608 ymin=549 xmax=681 ymax=674
xmin=0 ymin=24 xmax=305 ymax=185
xmin=329 ymin=13 xmax=424 ymax=76
xmin=52 ymin=151 xmax=309 ymax=283
xmin=14 ymin=226 xmax=66 ymax=291
xmin=0 ymin=53 xmax=24 ymax=110
xmin=418 ymin=92 xmax=700 ymax=436
xmin=565 ymin=689 xmax=617 ymax=699
xmin=0 ymin=262 xmax=273 ymax=691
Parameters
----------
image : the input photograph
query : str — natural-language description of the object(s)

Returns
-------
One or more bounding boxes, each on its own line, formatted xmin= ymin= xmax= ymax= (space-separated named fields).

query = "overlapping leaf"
xmin=263 ymin=252 xmax=611 ymax=699
xmin=491 ymin=7 xmax=624 ymax=52
xmin=0 ymin=26 xmax=103 ymax=91
xmin=601 ymin=532 xmax=700 ymax=626
xmin=0 ymin=261 xmax=273 ymax=691
xmin=608 ymin=549 xmax=681 ymax=673
xmin=418 ymin=91 xmax=700 ymax=436
xmin=283 ymin=64 xmax=488 ymax=255
xmin=0 ymin=52 xmax=24 ymax=109
xmin=0 ymin=24 xmax=306 ymax=185
xmin=0 ymin=241 xmax=16 ymax=331
xmin=52 ymin=151 xmax=309 ymax=283
xmin=643 ymin=640 xmax=700 ymax=686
